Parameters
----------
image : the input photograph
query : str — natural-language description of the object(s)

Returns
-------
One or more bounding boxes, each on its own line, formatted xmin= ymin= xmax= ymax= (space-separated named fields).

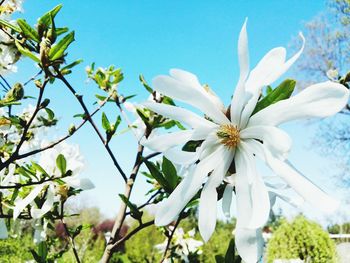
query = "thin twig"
xmin=57 ymin=74 xmax=127 ymax=182
xmin=160 ymin=217 xmax=182 ymax=263
xmin=24 ymin=70 xmax=43 ymax=86
xmin=60 ymin=201 xmax=81 ymax=263
xmin=16 ymin=94 xmax=111 ymax=160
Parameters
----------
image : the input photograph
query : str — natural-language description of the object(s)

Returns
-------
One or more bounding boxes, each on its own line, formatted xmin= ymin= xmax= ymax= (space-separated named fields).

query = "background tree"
xmin=291 ymin=0 xmax=350 ymax=185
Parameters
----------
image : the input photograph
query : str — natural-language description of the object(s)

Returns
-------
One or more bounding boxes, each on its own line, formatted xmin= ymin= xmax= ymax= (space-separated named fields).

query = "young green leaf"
xmin=48 ymin=31 xmax=75 ymax=61
xmin=61 ymin=59 xmax=83 ymax=71
xmin=31 ymin=162 xmax=49 ymax=177
xmin=139 ymin=74 xmax=153 ymax=93
xmin=162 ymin=157 xmax=178 ymax=189
xmin=101 ymin=112 xmax=111 ymax=132
xmin=56 ymin=154 xmax=67 ymax=175
xmin=119 ymin=194 xmax=143 ymax=220
xmin=252 ymin=79 xmax=296 ymax=115
xmin=0 ymin=19 xmax=21 ymax=32
xmin=145 ymin=161 xmax=172 ymax=192
xmin=37 ymin=4 xmax=62 ymax=29
xmin=15 ymin=41 xmax=40 ymax=63
xmin=17 ymin=19 xmax=40 ymax=42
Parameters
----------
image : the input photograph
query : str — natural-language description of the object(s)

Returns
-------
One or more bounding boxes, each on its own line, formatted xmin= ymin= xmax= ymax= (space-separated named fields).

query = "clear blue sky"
xmin=10 ymin=0 xmax=346 ymax=223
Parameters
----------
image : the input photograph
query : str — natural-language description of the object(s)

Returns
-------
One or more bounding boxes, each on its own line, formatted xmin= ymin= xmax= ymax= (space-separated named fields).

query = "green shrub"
xmin=0 ymin=236 xmax=33 ymax=263
xmin=266 ymin=215 xmax=337 ymax=263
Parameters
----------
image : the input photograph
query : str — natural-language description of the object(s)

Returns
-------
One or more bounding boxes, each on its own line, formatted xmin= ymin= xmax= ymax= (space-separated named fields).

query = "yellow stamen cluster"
xmin=217 ymin=124 xmax=240 ymax=148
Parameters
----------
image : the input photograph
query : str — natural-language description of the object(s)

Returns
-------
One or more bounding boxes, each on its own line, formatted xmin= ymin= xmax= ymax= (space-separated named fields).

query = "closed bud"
xmin=34 ymin=80 xmax=42 ymax=88
xmin=68 ymin=124 xmax=76 ymax=135
xmin=40 ymin=98 xmax=50 ymax=108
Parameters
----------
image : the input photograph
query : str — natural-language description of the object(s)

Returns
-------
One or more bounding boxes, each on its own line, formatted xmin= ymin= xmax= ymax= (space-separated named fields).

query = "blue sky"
xmin=9 ymin=0 xmax=347 ymax=223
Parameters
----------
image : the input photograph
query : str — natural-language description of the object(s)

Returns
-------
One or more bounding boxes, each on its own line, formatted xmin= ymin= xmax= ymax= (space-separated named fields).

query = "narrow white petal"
xmin=155 ymin=146 xmax=228 ymax=226
xmin=198 ymin=149 xmax=233 ymax=241
xmin=241 ymin=125 xmax=292 ymax=159
xmin=240 ymin=34 xmax=305 ymax=129
xmin=234 ymin=150 xmax=253 ymax=228
xmin=256 ymin=142 xmax=340 ymax=213
xmin=222 ymin=184 xmax=233 ymax=218
xmin=31 ymin=185 xmax=55 ymax=219
xmin=153 ymin=74 xmax=229 ymax=124
xmin=245 ymin=47 xmax=286 ymax=94
xmin=142 ymin=102 xmax=217 ymax=130
xmin=239 ymin=142 xmax=270 ymax=229
xmin=230 ymin=18 xmax=250 ymax=125
xmin=235 ymin=227 xmax=264 ymax=263
xmin=142 ymin=130 xmax=193 ymax=152
xmin=13 ymin=184 xmax=46 ymax=219
xmin=0 ymin=219 xmax=8 ymax=239
xmin=164 ymin=148 xmax=199 ymax=165
xmin=63 ymin=177 xmax=95 ymax=190
xmin=248 ymin=81 xmax=350 ymax=127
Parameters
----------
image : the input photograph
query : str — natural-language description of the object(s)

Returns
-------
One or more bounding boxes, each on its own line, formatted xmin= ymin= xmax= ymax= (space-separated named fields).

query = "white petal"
xmin=234 ymin=150 xmax=253 ymax=228
xmin=142 ymin=102 xmax=217 ymax=130
xmin=164 ymin=148 xmax=199 ymax=165
xmin=0 ymin=219 xmax=8 ymax=239
xmin=230 ymin=18 xmax=250 ymax=125
xmin=13 ymin=184 xmax=46 ymax=219
xmin=155 ymin=146 xmax=228 ymax=226
xmin=222 ymin=184 xmax=233 ymax=218
xmin=241 ymin=125 xmax=292 ymax=159
xmin=240 ymin=34 xmax=305 ymax=128
xmin=31 ymin=185 xmax=55 ymax=219
xmin=235 ymin=228 xmax=264 ymax=263
xmin=239 ymin=143 xmax=270 ymax=229
xmin=245 ymin=47 xmax=286 ymax=94
xmin=153 ymin=73 xmax=229 ymax=124
xmin=142 ymin=130 xmax=193 ymax=152
xmin=248 ymin=81 xmax=350 ymax=127
xmin=63 ymin=177 xmax=95 ymax=190
xmin=259 ymin=143 xmax=339 ymax=213
xmin=198 ymin=148 xmax=233 ymax=241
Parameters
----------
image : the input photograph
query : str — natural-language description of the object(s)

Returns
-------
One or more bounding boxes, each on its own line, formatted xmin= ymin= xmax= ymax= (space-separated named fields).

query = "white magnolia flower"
xmin=12 ymin=142 xmax=94 ymax=219
xmin=142 ymin=20 xmax=349 ymax=262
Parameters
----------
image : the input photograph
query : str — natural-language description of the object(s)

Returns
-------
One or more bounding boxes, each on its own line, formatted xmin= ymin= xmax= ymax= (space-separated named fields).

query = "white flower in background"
xmin=33 ymin=219 xmax=47 ymax=244
xmin=0 ymin=0 xmax=23 ymax=75
xmin=142 ymin=20 xmax=350 ymax=262
xmin=155 ymin=227 xmax=203 ymax=262
xmin=12 ymin=142 xmax=94 ymax=220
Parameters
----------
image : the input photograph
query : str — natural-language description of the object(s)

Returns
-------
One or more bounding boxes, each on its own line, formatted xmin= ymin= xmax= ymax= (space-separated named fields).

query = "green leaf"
xmin=38 ymin=242 xmax=48 ymax=261
xmin=37 ymin=4 xmax=62 ymax=29
xmin=139 ymin=74 xmax=153 ymax=93
xmin=162 ymin=157 xmax=178 ymax=189
xmin=31 ymin=162 xmax=48 ymax=177
xmin=48 ymin=31 xmax=75 ymax=60
xmin=45 ymin=108 xmax=55 ymax=119
xmin=17 ymin=19 xmax=40 ymax=42
xmin=61 ymin=59 xmax=83 ymax=71
xmin=224 ymin=238 xmax=238 ymax=263
xmin=0 ymin=19 xmax=21 ymax=32
xmin=252 ymin=79 xmax=296 ymax=115
xmin=15 ymin=41 xmax=40 ymax=63
xmin=182 ymin=140 xmax=202 ymax=152
xmin=56 ymin=154 xmax=67 ymax=175
xmin=119 ymin=194 xmax=143 ymax=220
xmin=101 ymin=112 xmax=111 ymax=132
xmin=145 ymin=161 xmax=171 ymax=192
xmin=114 ymin=115 xmax=122 ymax=131
xmin=55 ymin=27 xmax=68 ymax=36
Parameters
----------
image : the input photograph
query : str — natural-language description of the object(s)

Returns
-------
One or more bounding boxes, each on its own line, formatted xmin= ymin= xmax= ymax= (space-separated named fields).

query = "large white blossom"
xmin=142 ymin=20 xmax=350 ymax=262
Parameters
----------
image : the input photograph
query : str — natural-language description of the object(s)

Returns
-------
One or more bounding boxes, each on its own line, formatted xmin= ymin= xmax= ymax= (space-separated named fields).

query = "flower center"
xmin=217 ymin=124 xmax=240 ymax=148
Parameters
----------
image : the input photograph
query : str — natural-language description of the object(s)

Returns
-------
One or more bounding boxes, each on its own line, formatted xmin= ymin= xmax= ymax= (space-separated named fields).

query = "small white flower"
xmin=142 ymin=20 xmax=349 ymax=262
